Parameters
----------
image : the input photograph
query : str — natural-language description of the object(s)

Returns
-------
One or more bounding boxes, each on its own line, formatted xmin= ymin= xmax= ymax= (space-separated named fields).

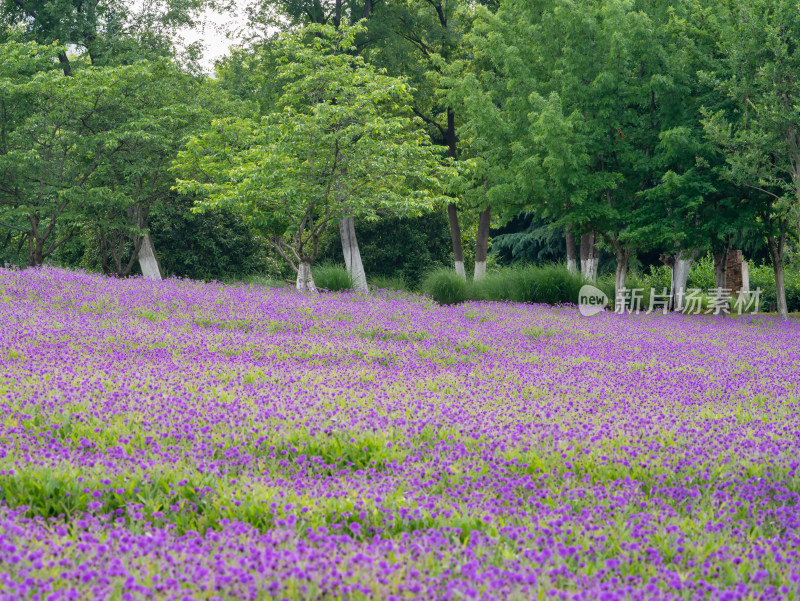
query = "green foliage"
xmin=687 ymin=254 xmax=716 ymax=291
xmin=642 ymin=264 xmax=673 ymax=293
xmin=0 ymin=0 xmax=222 ymax=69
xmin=0 ymin=35 xmax=228 ymax=272
xmin=312 ymin=263 xmax=353 ymax=292
xmin=421 ymin=268 xmax=469 ymax=305
xmin=369 ymin=275 xmax=409 ymax=292
xmin=473 ymin=264 xmax=586 ymax=305
xmin=748 ymin=264 xmax=800 ymax=313
xmin=491 ymin=213 xmax=567 ymax=265
xmin=148 ymin=195 xmax=276 ymax=282
xmin=316 ymin=212 xmax=453 ymax=288
xmin=700 ymin=0 xmax=800 ymax=227
xmin=174 ymin=23 xmax=454 ymax=276
xmin=461 ymin=0 xmax=689 ymax=261
xmin=423 ymin=264 xmax=588 ymax=306
xmin=237 ymin=274 xmax=289 ymax=288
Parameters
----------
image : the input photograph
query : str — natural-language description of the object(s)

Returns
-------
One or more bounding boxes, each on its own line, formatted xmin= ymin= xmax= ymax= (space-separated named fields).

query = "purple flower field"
xmin=1 ymin=267 xmax=799 ymax=600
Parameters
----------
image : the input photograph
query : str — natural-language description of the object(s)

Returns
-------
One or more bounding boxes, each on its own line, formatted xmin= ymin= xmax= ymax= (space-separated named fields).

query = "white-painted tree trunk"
xmin=447 ymin=203 xmax=466 ymax=280
xmin=741 ymin=261 xmax=750 ymax=293
xmin=614 ymin=259 xmax=628 ymax=312
xmin=339 ymin=217 xmax=368 ymax=293
xmin=767 ymin=236 xmax=789 ymax=319
xmin=566 ymin=257 xmax=577 ymax=273
xmin=672 ymin=257 xmax=693 ymax=312
xmin=583 ymin=256 xmax=597 ymax=282
xmin=474 ymin=207 xmax=491 ymax=281
xmin=296 ymin=261 xmax=317 ymax=294
xmin=580 ymin=232 xmax=599 ymax=282
xmin=138 ymin=233 xmax=162 ymax=281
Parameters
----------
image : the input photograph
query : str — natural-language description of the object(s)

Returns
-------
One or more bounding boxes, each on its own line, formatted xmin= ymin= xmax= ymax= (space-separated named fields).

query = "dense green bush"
xmin=421 ymin=268 xmax=470 ymax=305
xmin=316 ymin=213 xmax=453 ymax=288
xmin=312 ymin=263 xmax=353 ymax=292
xmin=369 ymin=275 xmax=409 ymax=292
xmin=473 ymin=264 xmax=587 ymax=305
xmin=687 ymin=254 xmax=716 ymax=291
xmin=423 ymin=264 xmax=588 ymax=306
xmin=238 ymin=274 xmax=288 ymax=288
xmin=148 ymin=195 xmax=278 ymax=282
xmin=643 ymin=264 xmax=673 ymax=292
xmin=748 ymin=263 xmax=800 ymax=312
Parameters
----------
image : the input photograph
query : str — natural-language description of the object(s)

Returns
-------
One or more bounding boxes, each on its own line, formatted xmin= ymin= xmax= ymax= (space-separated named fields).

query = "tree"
xmin=0 ymin=0 xmax=224 ymax=71
xmin=240 ymin=0 xmax=483 ymax=280
xmin=462 ymin=0 xmax=706 ymax=309
xmin=364 ymin=0 xmax=480 ymax=279
xmin=174 ymin=24 xmax=453 ymax=292
xmin=0 ymin=0 xmax=233 ymax=278
xmin=84 ymin=64 xmax=226 ymax=278
xmin=0 ymin=36 xmax=215 ymax=275
xmin=0 ymin=40 xmax=143 ymax=267
xmin=700 ymin=0 xmax=800 ymax=319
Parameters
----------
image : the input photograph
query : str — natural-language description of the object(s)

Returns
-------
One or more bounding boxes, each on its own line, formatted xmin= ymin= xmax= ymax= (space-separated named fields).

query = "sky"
xmin=178 ymin=5 xmax=248 ymax=71
xmin=130 ymin=1 xmax=251 ymax=73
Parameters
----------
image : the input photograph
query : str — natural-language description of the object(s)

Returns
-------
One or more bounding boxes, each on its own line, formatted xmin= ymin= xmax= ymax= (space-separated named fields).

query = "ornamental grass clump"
xmin=312 ymin=262 xmax=353 ymax=292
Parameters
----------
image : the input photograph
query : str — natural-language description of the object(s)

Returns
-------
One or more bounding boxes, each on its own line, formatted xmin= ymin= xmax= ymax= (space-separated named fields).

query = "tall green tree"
xmin=462 ymin=0 xmax=710 ymax=308
xmin=239 ymin=0 xmax=482 ymax=280
xmin=174 ymin=24 xmax=453 ymax=292
xmin=0 ymin=0 xmax=224 ymax=71
xmin=84 ymin=63 xmax=225 ymax=277
xmin=364 ymin=0 xmax=480 ymax=279
xmin=0 ymin=35 xmax=221 ymax=274
xmin=700 ymin=0 xmax=800 ymax=318
xmin=0 ymin=40 xmax=133 ymax=266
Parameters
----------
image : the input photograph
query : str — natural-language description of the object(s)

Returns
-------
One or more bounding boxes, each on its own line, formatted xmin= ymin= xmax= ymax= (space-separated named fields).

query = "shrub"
xmin=369 ymin=275 xmax=409 ymax=292
xmin=643 ymin=264 xmax=673 ymax=292
xmin=472 ymin=264 xmax=587 ymax=305
xmin=314 ymin=213 xmax=453 ymax=288
xmin=506 ymin=264 xmax=585 ymax=304
xmin=687 ymin=253 xmax=715 ymax=290
xmin=470 ymin=269 xmax=515 ymax=302
xmin=421 ymin=268 xmax=469 ymax=305
xmin=748 ymin=263 xmax=800 ymax=313
xmin=312 ymin=263 xmax=353 ymax=292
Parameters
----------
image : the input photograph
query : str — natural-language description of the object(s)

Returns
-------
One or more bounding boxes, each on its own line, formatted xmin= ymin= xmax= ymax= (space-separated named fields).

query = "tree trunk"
xmin=767 ymin=235 xmax=788 ymax=319
xmin=28 ymin=237 xmax=43 ymax=267
xmin=614 ymin=246 xmax=630 ymax=312
xmin=296 ymin=261 xmax=318 ymax=294
xmin=339 ymin=217 xmax=368 ymax=293
xmin=474 ymin=206 xmax=491 ymax=281
xmin=58 ymin=52 xmax=72 ymax=77
xmin=580 ymin=232 xmax=599 ymax=282
xmin=672 ymin=255 xmax=694 ymax=312
xmin=565 ymin=229 xmax=577 ymax=273
xmin=137 ymin=233 xmax=162 ymax=281
xmin=444 ymin=107 xmax=465 ymax=279
xmin=447 ymin=203 xmax=465 ymax=278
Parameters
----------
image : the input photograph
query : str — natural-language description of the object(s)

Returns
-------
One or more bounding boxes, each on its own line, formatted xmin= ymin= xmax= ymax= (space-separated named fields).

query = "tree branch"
xmin=0 ymin=221 xmax=28 ymax=234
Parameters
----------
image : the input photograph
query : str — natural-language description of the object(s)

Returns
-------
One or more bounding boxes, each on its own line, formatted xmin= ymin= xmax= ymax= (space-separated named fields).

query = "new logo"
xmin=578 ymin=284 xmax=608 ymax=317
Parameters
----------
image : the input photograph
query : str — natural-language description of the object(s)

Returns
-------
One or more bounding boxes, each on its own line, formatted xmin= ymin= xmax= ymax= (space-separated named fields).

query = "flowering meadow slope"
xmin=0 ymin=267 xmax=799 ymax=600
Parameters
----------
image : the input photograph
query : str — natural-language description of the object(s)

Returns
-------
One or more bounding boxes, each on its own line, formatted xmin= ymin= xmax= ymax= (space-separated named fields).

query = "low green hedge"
xmin=422 ymin=264 xmax=589 ymax=306
xmin=312 ymin=263 xmax=353 ymax=292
